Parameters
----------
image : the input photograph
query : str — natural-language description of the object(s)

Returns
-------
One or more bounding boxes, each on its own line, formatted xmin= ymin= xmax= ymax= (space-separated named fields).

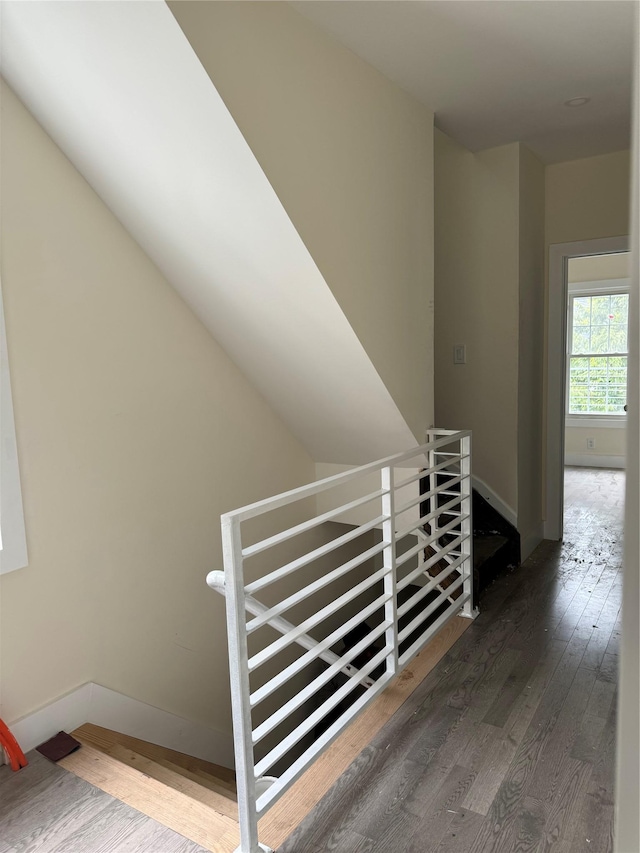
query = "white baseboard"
xmin=472 ymin=475 xmax=517 ymax=528
xmin=565 ymin=453 xmax=625 ymax=469
xmin=4 ymin=683 xmax=234 ymax=769
xmin=520 ymin=523 xmax=544 ymax=563
xmin=4 ymin=683 xmax=93 ymax=764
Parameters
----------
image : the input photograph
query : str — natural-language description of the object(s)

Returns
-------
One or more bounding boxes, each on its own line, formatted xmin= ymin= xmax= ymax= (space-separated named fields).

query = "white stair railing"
xmin=208 ymin=429 xmax=476 ymax=853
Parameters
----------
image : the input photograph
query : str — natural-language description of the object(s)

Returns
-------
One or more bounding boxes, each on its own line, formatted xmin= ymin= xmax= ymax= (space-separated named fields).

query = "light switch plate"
xmin=453 ymin=344 xmax=466 ymax=365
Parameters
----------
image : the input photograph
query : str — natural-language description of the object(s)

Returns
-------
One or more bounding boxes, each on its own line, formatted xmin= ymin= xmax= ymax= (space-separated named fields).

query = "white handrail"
xmin=209 ymin=429 xmax=476 ymax=853
xmin=223 ymin=431 xmax=470 ymax=523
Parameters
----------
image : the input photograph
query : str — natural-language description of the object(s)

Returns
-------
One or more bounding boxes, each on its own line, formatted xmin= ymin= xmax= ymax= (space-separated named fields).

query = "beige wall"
xmin=434 ymin=130 xmax=520 ymax=515
xmin=0 ymin=84 xmax=317 ymax=732
xmin=517 ymin=147 xmax=546 ymax=551
xmin=565 ymin=427 xmax=626 ymax=459
xmin=546 ymin=150 xmax=631 ymax=247
xmin=169 ymin=1 xmax=435 ymax=443
xmin=434 ymin=132 xmax=545 ymax=552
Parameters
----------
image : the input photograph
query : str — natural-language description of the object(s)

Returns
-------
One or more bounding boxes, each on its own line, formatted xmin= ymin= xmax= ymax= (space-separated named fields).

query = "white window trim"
xmin=565 ymin=276 xmax=630 ymax=429
xmin=566 ymin=416 xmax=628 ymax=429
xmin=0 ymin=281 xmax=28 ymax=575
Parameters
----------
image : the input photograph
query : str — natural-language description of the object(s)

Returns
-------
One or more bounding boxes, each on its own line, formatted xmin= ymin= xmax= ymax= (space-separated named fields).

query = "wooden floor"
xmin=279 ymin=467 xmax=624 ymax=853
xmin=0 ymin=749 xmax=212 ymax=853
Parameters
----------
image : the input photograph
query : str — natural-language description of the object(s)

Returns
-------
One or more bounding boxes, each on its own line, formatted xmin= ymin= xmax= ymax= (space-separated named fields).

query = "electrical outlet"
xmin=587 ymin=438 xmax=596 ymax=450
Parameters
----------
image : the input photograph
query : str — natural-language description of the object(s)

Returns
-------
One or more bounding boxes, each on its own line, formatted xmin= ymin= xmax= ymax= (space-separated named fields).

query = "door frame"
xmin=545 ymin=234 xmax=630 ymax=540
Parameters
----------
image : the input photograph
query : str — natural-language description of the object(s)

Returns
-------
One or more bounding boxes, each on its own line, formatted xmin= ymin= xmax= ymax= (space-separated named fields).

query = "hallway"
xmin=279 ymin=467 xmax=624 ymax=853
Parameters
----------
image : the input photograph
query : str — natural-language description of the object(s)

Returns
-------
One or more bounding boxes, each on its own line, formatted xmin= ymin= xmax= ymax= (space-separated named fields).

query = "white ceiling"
xmin=292 ymin=0 xmax=636 ymax=164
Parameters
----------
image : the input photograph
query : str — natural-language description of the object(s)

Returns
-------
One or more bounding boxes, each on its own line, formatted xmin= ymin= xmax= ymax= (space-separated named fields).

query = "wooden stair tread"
xmin=72 ymin=736 xmax=238 ymax=821
xmin=473 ymin=533 xmax=509 ymax=569
xmin=152 ymin=756 xmax=237 ymax=803
xmin=71 ymin=723 xmax=235 ymax=789
xmin=59 ymin=743 xmax=239 ymax=852
xmin=190 ymin=766 xmax=237 ymax=790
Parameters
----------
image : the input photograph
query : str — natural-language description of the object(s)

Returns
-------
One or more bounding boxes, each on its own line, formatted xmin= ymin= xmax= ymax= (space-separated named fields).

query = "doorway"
xmin=545 ymin=236 xmax=630 ymax=540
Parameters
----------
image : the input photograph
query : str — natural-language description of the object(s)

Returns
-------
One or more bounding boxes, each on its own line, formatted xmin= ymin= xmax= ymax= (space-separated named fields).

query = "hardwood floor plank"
xmin=454 ymin=722 xmax=498 ymax=773
xmin=584 ymin=677 xmax=616 ymax=721
xmin=0 ymin=756 xmax=64 ymax=812
xmin=401 ymin=764 xmax=477 ymax=850
xmin=524 ymin=667 xmax=596 ymax=802
xmin=461 ymin=731 xmax=520 ymax=817
xmin=596 ymin=652 xmax=618 ymax=684
xmin=570 ymin=713 xmax=607 ymax=764
xmin=502 ymin=640 xmax=567 ymax=746
xmin=482 ymin=648 xmax=542 ymax=728
xmin=39 ymin=801 xmax=157 ymax=853
xmin=538 ymin=759 xmax=593 ymax=851
xmin=568 ymin=697 xmax=617 ymax=853
xmin=465 ymin=780 xmax=523 ymax=853
xmin=0 ymin=752 xmax=212 ymax=853
xmin=346 ymin=758 xmax=431 ymax=845
xmin=580 ymin=581 xmax=622 ymax=672
xmin=447 ymin=648 xmax=521 ymax=717
xmin=501 ymin=796 xmax=546 ymax=853
xmin=433 ymin=808 xmax=485 ymax=853
xmin=92 ymin=820 xmax=219 ymax=853
xmin=308 ymin=828 xmax=375 ymax=853
xmin=1 ymin=770 xmax=113 ymax=852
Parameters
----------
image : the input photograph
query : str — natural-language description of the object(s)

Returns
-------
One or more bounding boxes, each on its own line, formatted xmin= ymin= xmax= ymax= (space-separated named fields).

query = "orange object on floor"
xmin=0 ymin=718 xmax=28 ymax=771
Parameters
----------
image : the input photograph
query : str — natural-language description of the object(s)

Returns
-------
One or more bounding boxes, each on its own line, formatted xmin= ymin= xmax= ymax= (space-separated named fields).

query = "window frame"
xmin=0 ymin=281 xmax=28 ymax=575
xmin=566 ymin=277 xmax=630 ymax=429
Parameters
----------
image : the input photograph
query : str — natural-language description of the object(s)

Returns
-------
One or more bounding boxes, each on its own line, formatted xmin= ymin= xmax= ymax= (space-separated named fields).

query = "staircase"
xmin=55 ymin=614 xmax=471 ymax=853
xmin=420 ymin=469 xmax=520 ymax=606
xmin=55 ymin=433 xmax=475 ymax=853
xmin=472 ymin=488 xmax=520 ymax=596
xmin=59 ymin=724 xmax=241 ymax=852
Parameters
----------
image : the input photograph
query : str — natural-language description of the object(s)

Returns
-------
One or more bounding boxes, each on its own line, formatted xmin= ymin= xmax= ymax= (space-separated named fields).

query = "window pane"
xmin=568 ymin=355 xmax=627 ymax=415
xmin=609 ymin=356 xmax=627 ymax=382
xmin=569 ymin=388 xmax=588 ymax=412
xmin=568 ymin=291 xmax=628 ymax=416
xmin=573 ymin=297 xmax=591 ymax=326
xmin=590 ymin=325 xmax=609 ymax=353
xmin=610 ymin=293 xmax=629 ymax=322
xmin=609 ymin=323 xmax=627 ymax=352
xmin=572 ymin=327 xmax=590 ymax=353
xmin=591 ymin=295 xmax=611 ymax=325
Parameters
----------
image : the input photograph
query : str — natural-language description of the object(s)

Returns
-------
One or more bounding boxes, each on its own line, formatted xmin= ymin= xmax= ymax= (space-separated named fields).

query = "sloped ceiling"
xmin=0 ymin=0 xmax=417 ymax=465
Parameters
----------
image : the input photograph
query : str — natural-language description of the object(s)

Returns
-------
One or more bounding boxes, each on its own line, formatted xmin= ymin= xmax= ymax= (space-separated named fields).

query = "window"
xmin=567 ymin=280 xmax=629 ymax=422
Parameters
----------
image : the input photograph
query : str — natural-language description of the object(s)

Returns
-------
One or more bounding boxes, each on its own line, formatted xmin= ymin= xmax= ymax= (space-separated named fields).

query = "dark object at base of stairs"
xmin=473 ymin=489 xmax=520 ymax=600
